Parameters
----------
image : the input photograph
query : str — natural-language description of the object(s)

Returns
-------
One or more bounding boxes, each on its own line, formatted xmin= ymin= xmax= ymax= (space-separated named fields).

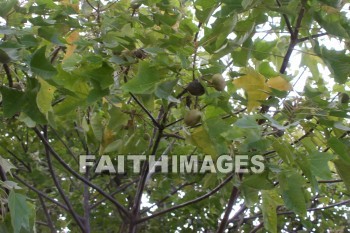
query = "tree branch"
xmin=33 ymin=127 xmax=130 ymax=218
xmin=13 ymin=173 xmax=69 ymax=212
xmin=3 ymin=63 xmax=13 ymax=87
xmin=136 ymin=173 xmax=234 ymax=224
xmin=141 ymin=182 xmax=196 ymax=214
xmin=42 ymin=126 xmax=85 ymax=232
xmin=276 ymin=0 xmax=294 ymax=36
xmin=38 ymin=195 xmax=55 ymax=233
xmin=216 ymin=186 xmax=240 ymax=233
xmin=244 ymin=199 xmax=350 ymax=221
xmin=297 ymin=33 xmax=328 ymax=43
xmin=130 ymin=92 xmax=162 ymax=129
xmin=83 ymin=167 xmax=91 ymax=233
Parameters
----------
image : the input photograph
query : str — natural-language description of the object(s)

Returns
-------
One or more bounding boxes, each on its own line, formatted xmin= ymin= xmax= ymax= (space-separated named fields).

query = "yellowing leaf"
xmin=37 ymin=78 xmax=56 ymax=117
xmin=233 ymin=69 xmax=269 ymax=111
xmin=267 ymin=76 xmax=291 ymax=91
xmin=63 ymin=30 xmax=79 ymax=60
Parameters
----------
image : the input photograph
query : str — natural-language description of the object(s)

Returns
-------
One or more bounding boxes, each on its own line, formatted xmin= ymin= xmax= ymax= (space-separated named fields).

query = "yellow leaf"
xmin=63 ymin=30 xmax=79 ymax=60
xmin=233 ymin=69 xmax=269 ymax=111
xmin=267 ymin=76 xmax=291 ymax=91
xmin=37 ymin=78 xmax=57 ymax=118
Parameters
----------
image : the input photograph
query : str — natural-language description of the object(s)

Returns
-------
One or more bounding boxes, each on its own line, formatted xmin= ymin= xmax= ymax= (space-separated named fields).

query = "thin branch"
xmin=129 ymin=129 xmax=163 ymax=232
xmin=2 ymin=147 xmax=31 ymax=172
xmin=192 ymin=22 xmax=203 ymax=81
xmin=83 ymin=167 xmax=91 ymax=233
xmin=50 ymin=127 xmax=79 ymax=164
xmin=227 ymin=204 xmax=247 ymax=225
xmin=50 ymin=46 xmax=62 ymax=64
xmin=90 ymin=178 xmax=139 ymax=210
xmin=162 ymin=133 xmax=185 ymax=140
xmin=33 ymin=127 xmax=130 ymax=218
xmin=317 ymin=179 xmax=343 ymax=184
xmin=216 ymin=185 xmax=240 ymax=233
xmin=38 ymin=196 xmax=55 ymax=233
xmin=42 ymin=126 xmax=85 ymax=232
xmin=130 ymin=92 xmax=162 ymax=129
xmin=85 ymin=0 xmax=98 ymax=11
xmin=141 ymin=182 xmax=196 ymax=214
xmin=136 ymin=173 xmax=234 ymax=224
xmin=297 ymin=33 xmax=328 ymax=43
xmin=3 ymin=63 xmax=13 ymax=87
xmin=13 ymin=173 xmax=69 ymax=212
xmin=244 ymin=199 xmax=350 ymax=221
xmin=250 ymin=222 xmax=264 ymax=233
xmin=276 ymin=0 xmax=293 ymax=36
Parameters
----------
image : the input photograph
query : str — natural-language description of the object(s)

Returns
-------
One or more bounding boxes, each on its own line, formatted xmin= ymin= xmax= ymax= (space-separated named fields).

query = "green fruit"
xmin=0 ymin=49 xmax=11 ymax=64
xmin=184 ymin=109 xmax=201 ymax=126
xmin=340 ymin=93 xmax=349 ymax=104
xmin=130 ymin=0 xmax=141 ymax=9
xmin=186 ymin=79 xmax=205 ymax=96
xmin=211 ymin=73 xmax=226 ymax=91
xmin=143 ymin=133 xmax=150 ymax=141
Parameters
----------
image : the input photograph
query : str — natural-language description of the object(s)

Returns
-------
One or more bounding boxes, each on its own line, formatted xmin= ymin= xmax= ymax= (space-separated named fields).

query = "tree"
xmin=0 ymin=0 xmax=349 ymax=232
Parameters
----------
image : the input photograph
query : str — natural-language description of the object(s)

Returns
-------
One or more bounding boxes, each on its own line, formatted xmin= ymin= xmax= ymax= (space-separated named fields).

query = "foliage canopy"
xmin=0 ymin=0 xmax=350 ymax=232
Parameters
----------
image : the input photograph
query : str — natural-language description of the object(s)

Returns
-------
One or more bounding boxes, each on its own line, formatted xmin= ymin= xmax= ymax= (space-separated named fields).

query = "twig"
xmin=130 ymin=93 xmax=162 ymax=129
xmin=140 ymin=182 xmax=196 ymax=214
xmin=42 ymin=126 xmax=85 ymax=232
xmin=33 ymin=127 xmax=130 ymax=218
xmin=13 ymin=173 xmax=69 ymax=212
xmin=297 ymin=33 xmax=328 ymax=43
xmin=90 ymin=178 xmax=139 ymax=210
xmin=192 ymin=22 xmax=203 ymax=81
xmin=217 ymin=181 xmax=241 ymax=233
xmin=136 ymin=173 xmax=234 ymax=224
xmin=129 ymin=129 xmax=163 ymax=232
xmin=276 ymin=0 xmax=293 ymax=36
xmin=3 ymin=64 xmax=13 ymax=87
xmin=38 ymin=196 xmax=55 ymax=233
xmin=244 ymin=199 xmax=350 ymax=221
xmin=83 ymin=167 xmax=91 ymax=233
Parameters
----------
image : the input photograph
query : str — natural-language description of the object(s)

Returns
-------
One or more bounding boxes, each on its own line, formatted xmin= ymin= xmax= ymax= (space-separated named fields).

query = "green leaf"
xmin=0 ymin=0 xmax=16 ymax=17
xmin=235 ymin=115 xmax=260 ymax=129
xmin=262 ymin=190 xmax=283 ymax=233
xmin=0 ymin=156 xmax=16 ymax=175
xmin=155 ymin=78 xmax=179 ymax=102
xmin=8 ymin=191 xmax=30 ymax=233
xmin=30 ymin=46 xmax=58 ymax=80
xmin=334 ymin=159 xmax=350 ymax=192
xmin=82 ymin=62 xmax=114 ymax=90
xmin=91 ymin=112 xmax=104 ymax=142
xmin=308 ymin=152 xmax=334 ymax=180
xmin=242 ymin=174 xmax=274 ymax=190
xmin=278 ymin=170 xmax=307 ymax=217
xmin=252 ymin=39 xmax=277 ymax=61
xmin=328 ymin=137 xmax=350 ymax=163
xmin=0 ymin=87 xmax=24 ymax=117
xmin=271 ymin=139 xmax=294 ymax=165
xmin=190 ymin=126 xmax=216 ymax=156
xmin=316 ymin=46 xmax=350 ymax=84
xmin=122 ymin=61 xmax=163 ymax=94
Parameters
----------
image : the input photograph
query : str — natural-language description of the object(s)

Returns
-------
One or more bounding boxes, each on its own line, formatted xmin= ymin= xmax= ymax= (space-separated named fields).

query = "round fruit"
xmin=184 ymin=109 xmax=201 ymax=126
xmin=130 ymin=0 xmax=141 ymax=9
xmin=143 ymin=133 xmax=150 ymax=141
xmin=211 ymin=73 xmax=226 ymax=91
xmin=340 ymin=93 xmax=349 ymax=104
xmin=186 ymin=79 xmax=205 ymax=96
xmin=0 ymin=49 xmax=11 ymax=64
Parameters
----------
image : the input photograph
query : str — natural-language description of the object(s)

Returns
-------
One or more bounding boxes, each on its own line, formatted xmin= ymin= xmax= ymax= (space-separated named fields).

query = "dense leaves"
xmin=0 ymin=0 xmax=349 ymax=232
